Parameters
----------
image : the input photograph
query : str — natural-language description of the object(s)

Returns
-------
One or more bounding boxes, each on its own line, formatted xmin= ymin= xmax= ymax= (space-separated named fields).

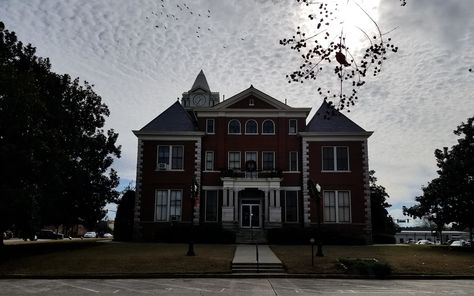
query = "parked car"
xmin=37 ymin=229 xmax=64 ymax=240
xmin=83 ymin=231 xmax=97 ymax=238
xmin=416 ymin=239 xmax=433 ymax=245
xmin=102 ymin=233 xmax=113 ymax=238
xmin=3 ymin=230 xmax=13 ymax=240
xmin=450 ymin=240 xmax=468 ymax=247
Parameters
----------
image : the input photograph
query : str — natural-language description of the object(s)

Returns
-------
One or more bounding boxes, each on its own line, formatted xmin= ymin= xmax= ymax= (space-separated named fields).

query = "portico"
xmin=221 ymin=176 xmax=282 ymax=229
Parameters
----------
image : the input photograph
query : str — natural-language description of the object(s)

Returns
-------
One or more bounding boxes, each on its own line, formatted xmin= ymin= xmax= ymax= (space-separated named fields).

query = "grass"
xmin=271 ymin=245 xmax=474 ymax=275
xmin=2 ymin=241 xmax=474 ymax=276
xmin=0 ymin=240 xmax=235 ymax=276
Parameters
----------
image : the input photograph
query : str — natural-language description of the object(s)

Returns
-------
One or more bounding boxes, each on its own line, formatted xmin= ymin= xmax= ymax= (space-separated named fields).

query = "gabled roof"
xmin=190 ymin=70 xmax=210 ymax=92
xmin=305 ymin=101 xmax=368 ymax=133
xmin=213 ymin=85 xmax=309 ymax=113
xmin=138 ymin=101 xmax=198 ymax=133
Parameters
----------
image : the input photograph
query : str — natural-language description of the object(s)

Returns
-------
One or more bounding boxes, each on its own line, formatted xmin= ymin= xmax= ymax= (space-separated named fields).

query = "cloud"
xmin=1 ymin=0 xmax=473 ymax=215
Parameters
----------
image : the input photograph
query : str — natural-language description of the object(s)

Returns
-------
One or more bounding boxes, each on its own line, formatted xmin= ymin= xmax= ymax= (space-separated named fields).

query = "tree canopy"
xmin=404 ymin=116 xmax=474 ymax=243
xmin=369 ymin=170 xmax=398 ymax=243
xmin=0 ymin=21 xmax=121 ymax=244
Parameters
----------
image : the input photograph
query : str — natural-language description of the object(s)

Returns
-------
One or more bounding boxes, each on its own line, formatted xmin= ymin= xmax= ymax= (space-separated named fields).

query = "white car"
xmin=450 ymin=240 xmax=468 ymax=247
xmin=83 ymin=231 xmax=97 ymax=238
xmin=416 ymin=239 xmax=433 ymax=245
xmin=103 ymin=233 xmax=113 ymax=238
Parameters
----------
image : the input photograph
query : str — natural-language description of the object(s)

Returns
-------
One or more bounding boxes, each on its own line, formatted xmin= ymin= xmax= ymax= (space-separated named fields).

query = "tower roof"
xmin=190 ymin=69 xmax=210 ymax=92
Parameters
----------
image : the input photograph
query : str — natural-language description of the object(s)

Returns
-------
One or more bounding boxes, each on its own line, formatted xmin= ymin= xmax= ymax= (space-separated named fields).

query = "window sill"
xmin=203 ymin=170 xmax=220 ymax=173
xmin=206 ymin=132 xmax=215 ymax=135
xmin=228 ymin=133 xmax=242 ymax=135
xmin=155 ymin=169 xmax=185 ymax=172
xmin=321 ymin=170 xmax=351 ymax=173
xmin=244 ymin=133 xmax=259 ymax=135
xmin=283 ymin=170 xmax=300 ymax=173
xmin=261 ymin=133 xmax=275 ymax=135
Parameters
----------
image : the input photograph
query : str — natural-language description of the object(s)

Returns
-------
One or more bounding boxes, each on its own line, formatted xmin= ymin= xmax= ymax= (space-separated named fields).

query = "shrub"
xmin=338 ymin=257 xmax=392 ymax=278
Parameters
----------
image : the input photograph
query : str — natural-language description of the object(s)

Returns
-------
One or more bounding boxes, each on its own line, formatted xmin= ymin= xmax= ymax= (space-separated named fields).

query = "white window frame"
xmin=262 ymin=119 xmax=275 ymax=135
xmin=206 ymin=119 xmax=215 ymax=134
xmin=289 ymin=119 xmax=298 ymax=135
xmin=285 ymin=191 xmax=299 ymax=223
xmin=262 ymin=151 xmax=275 ymax=171
xmin=245 ymin=119 xmax=258 ymax=135
xmin=228 ymin=151 xmax=241 ymax=169
xmin=321 ymin=146 xmax=350 ymax=172
xmin=323 ymin=190 xmax=351 ymax=223
xmin=205 ymin=151 xmax=214 ymax=171
xmin=205 ymin=190 xmax=219 ymax=222
xmin=289 ymin=151 xmax=298 ymax=172
xmin=228 ymin=119 xmax=241 ymax=135
xmin=154 ymin=189 xmax=183 ymax=222
xmin=157 ymin=145 xmax=184 ymax=171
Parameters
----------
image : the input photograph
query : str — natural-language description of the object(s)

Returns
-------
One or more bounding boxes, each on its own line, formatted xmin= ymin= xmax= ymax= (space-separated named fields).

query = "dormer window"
xmin=228 ymin=119 xmax=241 ymax=134
xmin=245 ymin=120 xmax=258 ymax=134
xmin=262 ymin=119 xmax=275 ymax=134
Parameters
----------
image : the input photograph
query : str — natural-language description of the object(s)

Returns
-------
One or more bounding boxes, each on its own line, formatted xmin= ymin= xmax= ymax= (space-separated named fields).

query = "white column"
xmin=223 ymin=189 xmax=228 ymax=207
xmin=275 ymin=189 xmax=281 ymax=207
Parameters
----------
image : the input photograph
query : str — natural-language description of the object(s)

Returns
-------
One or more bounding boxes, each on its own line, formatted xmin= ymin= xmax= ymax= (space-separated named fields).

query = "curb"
xmin=2 ymin=273 xmax=474 ymax=280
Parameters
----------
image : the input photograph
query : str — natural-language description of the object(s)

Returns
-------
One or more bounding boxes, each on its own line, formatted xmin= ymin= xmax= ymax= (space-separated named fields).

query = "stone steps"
xmin=232 ymin=262 xmax=286 ymax=273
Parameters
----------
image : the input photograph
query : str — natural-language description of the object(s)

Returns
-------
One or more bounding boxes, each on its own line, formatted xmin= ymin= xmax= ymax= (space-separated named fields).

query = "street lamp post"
xmin=308 ymin=179 xmax=324 ymax=257
xmin=309 ymin=237 xmax=315 ymax=266
xmin=187 ymin=176 xmax=199 ymax=256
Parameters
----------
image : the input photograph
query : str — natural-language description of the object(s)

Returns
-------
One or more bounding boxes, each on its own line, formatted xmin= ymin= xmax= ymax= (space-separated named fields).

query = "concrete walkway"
xmin=232 ymin=244 xmax=282 ymax=264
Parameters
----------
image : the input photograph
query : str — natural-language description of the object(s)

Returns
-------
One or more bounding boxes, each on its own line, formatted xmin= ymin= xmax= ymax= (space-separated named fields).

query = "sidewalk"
xmin=232 ymin=244 xmax=282 ymax=264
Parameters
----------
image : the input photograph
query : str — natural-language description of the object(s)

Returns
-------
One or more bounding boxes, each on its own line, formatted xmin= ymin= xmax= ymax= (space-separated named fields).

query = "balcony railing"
xmin=220 ymin=169 xmax=282 ymax=179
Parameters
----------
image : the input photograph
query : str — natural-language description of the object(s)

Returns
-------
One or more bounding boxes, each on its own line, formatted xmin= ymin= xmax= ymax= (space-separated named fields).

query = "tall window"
xmin=289 ymin=151 xmax=298 ymax=171
xmin=155 ymin=190 xmax=182 ymax=221
xmin=205 ymin=151 xmax=214 ymax=171
xmin=157 ymin=145 xmax=184 ymax=170
xmin=228 ymin=119 xmax=241 ymax=134
xmin=262 ymin=119 xmax=275 ymax=134
xmin=322 ymin=146 xmax=349 ymax=171
xmin=206 ymin=119 xmax=215 ymax=134
xmin=289 ymin=119 xmax=297 ymax=134
xmin=285 ymin=191 xmax=298 ymax=222
xmin=205 ymin=190 xmax=218 ymax=222
xmin=262 ymin=151 xmax=275 ymax=170
xmin=245 ymin=120 xmax=258 ymax=134
xmin=323 ymin=190 xmax=351 ymax=223
xmin=228 ymin=151 xmax=241 ymax=169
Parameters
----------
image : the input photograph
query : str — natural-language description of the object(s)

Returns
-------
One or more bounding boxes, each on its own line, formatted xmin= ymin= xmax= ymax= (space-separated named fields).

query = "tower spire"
xmin=190 ymin=69 xmax=210 ymax=92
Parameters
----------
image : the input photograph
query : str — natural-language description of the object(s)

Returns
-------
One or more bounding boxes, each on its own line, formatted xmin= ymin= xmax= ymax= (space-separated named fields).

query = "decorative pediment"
xmin=213 ymin=85 xmax=294 ymax=111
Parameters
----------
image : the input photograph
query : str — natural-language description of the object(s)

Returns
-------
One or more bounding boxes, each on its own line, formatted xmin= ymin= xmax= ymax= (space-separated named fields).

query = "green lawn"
xmin=271 ymin=245 xmax=474 ymax=275
xmin=0 ymin=241 xmax=235 ymax=276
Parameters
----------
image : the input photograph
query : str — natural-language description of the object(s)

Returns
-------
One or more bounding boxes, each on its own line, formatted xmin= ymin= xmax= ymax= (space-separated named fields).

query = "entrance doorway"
xmin=241 ymin=201 xmax=260 ymax=228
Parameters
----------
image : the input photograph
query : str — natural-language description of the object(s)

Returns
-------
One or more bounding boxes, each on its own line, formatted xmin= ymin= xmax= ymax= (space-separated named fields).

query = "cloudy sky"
xmin=1 ymin=0 xmax=473 ymax=222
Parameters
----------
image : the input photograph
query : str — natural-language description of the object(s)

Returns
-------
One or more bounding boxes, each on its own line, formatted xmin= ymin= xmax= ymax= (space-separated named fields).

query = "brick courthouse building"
xmin=133 ymin=71 xmax=373 ymax=243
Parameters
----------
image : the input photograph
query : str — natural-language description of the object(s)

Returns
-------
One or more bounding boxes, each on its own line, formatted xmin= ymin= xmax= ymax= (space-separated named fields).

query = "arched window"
xmin=262 ymin=119 xmax=275 ymax=134
xmin=245 ymin=120 xmax=258 ymax=134
xmin=228 ymin=119 xmax=241 ymax=134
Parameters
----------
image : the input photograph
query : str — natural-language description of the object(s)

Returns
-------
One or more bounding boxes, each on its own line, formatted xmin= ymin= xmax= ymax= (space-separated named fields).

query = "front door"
xmin=241 ymin=203 xmax=260 ymax=228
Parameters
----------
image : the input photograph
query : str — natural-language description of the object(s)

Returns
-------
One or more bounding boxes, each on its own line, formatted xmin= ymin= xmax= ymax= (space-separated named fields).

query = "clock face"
xmin=193 ymin=94 xmax=206 ymax=106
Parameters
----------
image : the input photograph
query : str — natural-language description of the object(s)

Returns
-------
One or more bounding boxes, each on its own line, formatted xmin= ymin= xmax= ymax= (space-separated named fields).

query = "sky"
xmin=1 ymin=0 xmax=473 ymax=223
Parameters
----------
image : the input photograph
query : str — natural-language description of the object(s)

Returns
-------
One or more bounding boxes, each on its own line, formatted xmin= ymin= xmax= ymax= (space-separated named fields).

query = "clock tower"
xmin=181 ymin=70 xmax=220 ymax=108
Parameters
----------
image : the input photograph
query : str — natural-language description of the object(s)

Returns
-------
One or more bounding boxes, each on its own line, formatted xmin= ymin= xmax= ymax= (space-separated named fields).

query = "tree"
xmin=403 ymin=116 xmax=474 ymax=244
xmin=369 ymin=170 xmax=398 ymax=243
xmin=280 ymin=0 xmax=403 ymax=112
xmin=438 ymin=117 xmax=474 ymax=242
xmin=114 ymin=189 xmax=136 ymax=241
xmin=403 ymin=177 xmax=453 ymax=244
xmin=0 ymin=21 xmax=121 ymax=245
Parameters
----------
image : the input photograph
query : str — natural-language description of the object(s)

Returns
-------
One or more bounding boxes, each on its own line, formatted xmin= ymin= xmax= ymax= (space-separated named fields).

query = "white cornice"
xmin=195 ymin=110 xmax=311 ymax=118
xmin=133 ymin=130 xmax=204 ymax=141
xmin=299 ymin=131 xmax=373 ymax=141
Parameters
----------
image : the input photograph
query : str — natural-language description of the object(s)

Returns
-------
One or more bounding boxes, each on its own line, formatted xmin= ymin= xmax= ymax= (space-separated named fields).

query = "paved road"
xmin=0 ymin=279 xmax=473 ymax=295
